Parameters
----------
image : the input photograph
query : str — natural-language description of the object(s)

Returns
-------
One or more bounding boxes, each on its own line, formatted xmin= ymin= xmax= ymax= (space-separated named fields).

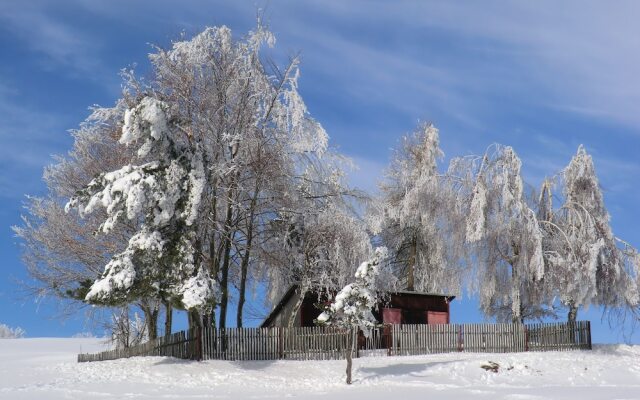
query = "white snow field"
xmin=1 ymin=339 xmax=639 ymax=399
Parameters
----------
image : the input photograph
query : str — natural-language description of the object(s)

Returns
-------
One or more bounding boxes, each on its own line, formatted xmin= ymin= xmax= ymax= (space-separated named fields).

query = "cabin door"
xmin=382 ymin=308 xmax=402 ymax=352
xmin=427 ymin=311 xmax=448 ymax=325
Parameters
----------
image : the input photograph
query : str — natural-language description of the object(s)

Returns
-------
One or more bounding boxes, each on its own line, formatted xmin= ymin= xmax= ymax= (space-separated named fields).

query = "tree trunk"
xmin=346 ymin=328 xmax=356 ymax=384
xmin=510 ymin=300 xmax=522 ymax=324
xmin=287 ymin=288 xmax=306 ymax=327
xmin=346 ymin=348 xmax=353 ymax=384
xmin=218 ymin=225 xmax=232 ymax=328
xmin=237 ymin=185 xmax=259 ymax=328
xmin=218 ymin=237 xmax=231 ymax=328
xmin=200 ymin=312 xmax=216 ymax=355
xmin=208 ymin=310 xmax=217 ymax=328
xmin=407 ymin=237 xmax=416 ymax=291
xmin=208 ymin=181 xmax=219 ymax=328
xmin=140 ymin=303 xmax=158 ymax=340
xmin=236 ymin=230 xmax=254 ymax=328
xmin=236 ymin=250 xmax=249 ymax=328
xmin=188 ymin=309 xmax=202 ymax=330
xmin=148 ymin=312 xmax=158 ymax=340
xmin=208 ymin=236 xmax=219 ymax=328
xmin=567 ymin=302 xmax=578 ymax=324
xmin=209 ymin=240 xmax=222 ymax=328
xmin=510 ymin=257 xmax=522 ymax=324
xmin=163 ymin=302 xmax=172 ymax=336
xmin=517 ymin=303 xmax=525 ymax=324
xmin=218 ymin=180 xmax=237 ymax=329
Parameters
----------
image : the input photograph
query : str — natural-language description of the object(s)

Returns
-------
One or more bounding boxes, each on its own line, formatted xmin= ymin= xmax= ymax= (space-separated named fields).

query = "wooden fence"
xmin=78 ymin=320 xmax=591 ymax=362
xmin=201 ymin=326 xmax=352 ymax=361
xmin=389 ymin=321 xmax=591 ymax=355
xmin=77 ymin=328 xmax=199 ymax=362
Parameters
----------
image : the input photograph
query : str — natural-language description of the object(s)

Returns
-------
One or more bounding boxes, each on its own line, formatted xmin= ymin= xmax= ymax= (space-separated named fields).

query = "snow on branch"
xmin=316 ymin=247 xmax=388 ymax=336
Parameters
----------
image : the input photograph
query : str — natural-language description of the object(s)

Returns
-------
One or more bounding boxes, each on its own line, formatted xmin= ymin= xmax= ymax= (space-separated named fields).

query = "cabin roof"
xmin=260 ymin=284 xmax=455 ymax=328
xmin=260 ymin=285 xmax=299 ymax=328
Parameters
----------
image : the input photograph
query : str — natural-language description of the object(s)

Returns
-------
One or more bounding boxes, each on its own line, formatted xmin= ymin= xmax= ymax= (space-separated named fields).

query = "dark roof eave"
xmin=389 ymin=290 xmax=456 ymax=301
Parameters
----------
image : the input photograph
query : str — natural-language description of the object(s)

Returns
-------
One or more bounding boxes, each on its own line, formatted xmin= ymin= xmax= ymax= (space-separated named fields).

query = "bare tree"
xmin=106 ymin=306 xmax=148 ymax=349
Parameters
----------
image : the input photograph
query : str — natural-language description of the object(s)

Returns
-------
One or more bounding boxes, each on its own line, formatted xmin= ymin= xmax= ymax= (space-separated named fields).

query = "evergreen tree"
xmin=316 ymin=247 xmax=387 ymax=384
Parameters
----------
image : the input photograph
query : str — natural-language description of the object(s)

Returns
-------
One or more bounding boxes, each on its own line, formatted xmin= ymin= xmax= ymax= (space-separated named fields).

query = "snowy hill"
xmin=1 ymin=338 xmax=639 ymax=399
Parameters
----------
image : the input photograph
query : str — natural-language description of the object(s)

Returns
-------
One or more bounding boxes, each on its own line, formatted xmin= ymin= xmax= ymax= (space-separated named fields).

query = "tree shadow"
xmin=358 ymin=360 xmax=459 ymax=379
xmin=152 ymin=357 xmax=193 ymax=366
xmin=152 ymin=357 xmax=278 ymax=369
xmin=231 ymin=359 xmax=278 ymax=370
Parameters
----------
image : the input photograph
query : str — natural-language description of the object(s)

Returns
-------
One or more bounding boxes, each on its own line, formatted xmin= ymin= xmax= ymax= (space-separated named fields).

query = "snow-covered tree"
xmin=26 ymin=21 xmax=341 ymax=333
xmin=13 ymin=103 xmax=130 ymax=299
xmin=316 ymin=247 xmax=387 ymax=384
xmin=141 ymin=23 xmax=333 ymax=328
xmin=542 ymin=146 xmax=640 ymax=323
xmin=452 ymin=145 xmax=547 ymax=323
xmin=12 ymin=102 xmax=173 ymax=338
xmin=65 ymin=96 xmax=218 ymax=317
xmin=107 ymin=307 xmax=148 ymax=349
xmin=274 ymin=205 xmax=374 ymax=327
xmin=371 ymin=123 xmax=466 ymax=296
xmin=0 ymin=324 xmax=26 ymax=339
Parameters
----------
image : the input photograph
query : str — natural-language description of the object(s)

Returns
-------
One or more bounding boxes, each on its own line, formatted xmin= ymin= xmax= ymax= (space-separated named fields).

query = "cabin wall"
xmin=379 ymin=294 xmax=451 ymax=325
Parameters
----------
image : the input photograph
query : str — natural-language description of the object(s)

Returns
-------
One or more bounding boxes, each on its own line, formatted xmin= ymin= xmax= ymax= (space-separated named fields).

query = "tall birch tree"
xmin=542 ymin=146 xmax=640 ymax=323
xmin=454 ymin=145 xmax=547 ymax=323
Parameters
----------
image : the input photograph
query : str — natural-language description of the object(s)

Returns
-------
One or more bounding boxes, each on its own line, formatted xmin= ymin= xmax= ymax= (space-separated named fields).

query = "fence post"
xmin=524 ymin=325 xmax=529 ymax=352
xmin=458 ymin=325 xmax=463 ymax=352
xmin=278 ymin=327 xmax=284 ymax=359
xmin=385 ymin=325 xmax=391 ymax=356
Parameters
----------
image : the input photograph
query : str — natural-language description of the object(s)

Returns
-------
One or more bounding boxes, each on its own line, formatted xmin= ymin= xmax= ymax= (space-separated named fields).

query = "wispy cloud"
xmin=344 ymin=154 xmax=387 ymax=195
xmin=0 ymin=1 xmax=117 ymax=87
xmin=268 ymin=0 xmax=640 ymax=131
xmin=0 ymin=81 xmax=70 ymax=199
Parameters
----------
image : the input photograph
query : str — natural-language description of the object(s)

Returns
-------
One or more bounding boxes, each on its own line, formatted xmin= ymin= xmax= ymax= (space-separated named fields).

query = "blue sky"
xmin=1 ymin=1 xmax=639 ymax=342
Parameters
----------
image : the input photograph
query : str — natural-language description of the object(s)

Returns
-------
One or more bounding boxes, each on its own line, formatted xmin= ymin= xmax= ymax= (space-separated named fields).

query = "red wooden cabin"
xmin=260 ymin=285 xmax=454 ymax=328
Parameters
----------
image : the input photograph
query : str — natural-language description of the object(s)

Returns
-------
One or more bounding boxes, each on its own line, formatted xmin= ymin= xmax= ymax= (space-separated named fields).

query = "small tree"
xmin=0 ymin=324 xmax=26 ymax=339
xmin=106 ymin=307 xmax=148 ymax=349
xmin=316 ymin=247 xmax=387 ymax=384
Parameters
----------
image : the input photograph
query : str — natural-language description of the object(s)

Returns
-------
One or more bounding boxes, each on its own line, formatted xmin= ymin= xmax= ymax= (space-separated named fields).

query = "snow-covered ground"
xmin=1 ymin=338 xmax=639 ymax=399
